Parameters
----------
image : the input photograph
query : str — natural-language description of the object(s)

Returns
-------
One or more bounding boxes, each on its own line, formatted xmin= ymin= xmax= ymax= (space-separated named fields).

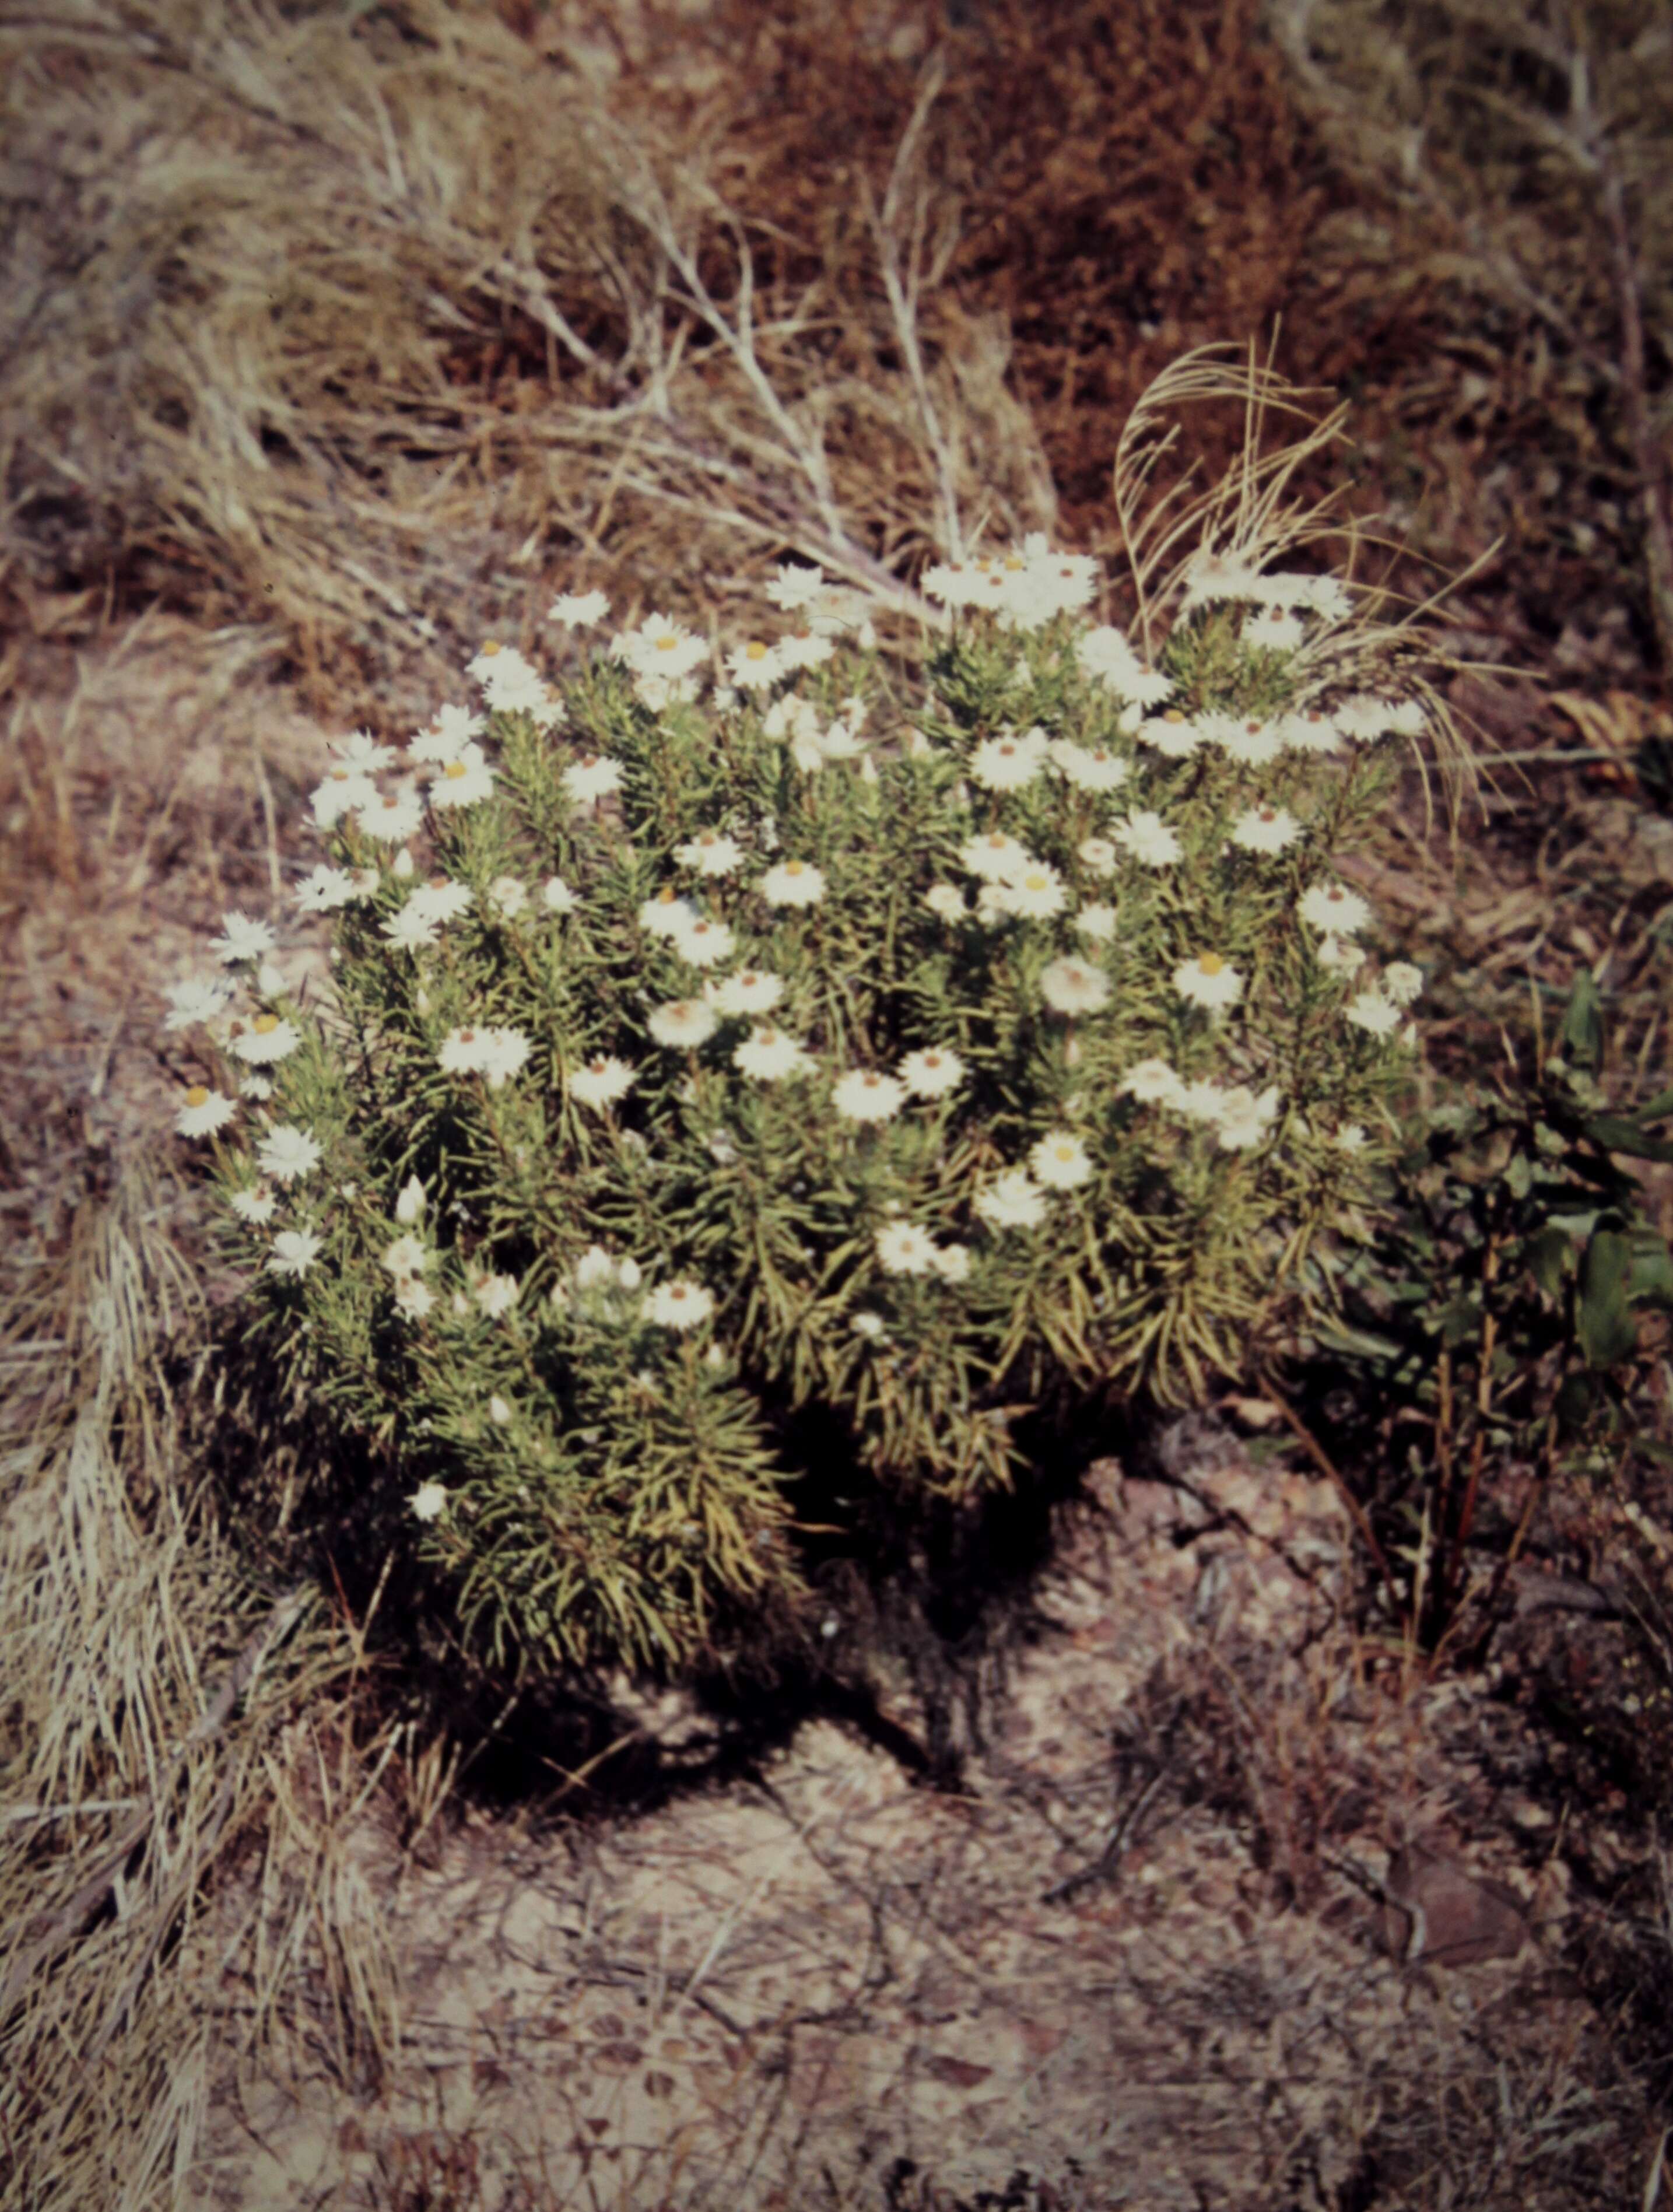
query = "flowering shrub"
xmin=164 ymin=535 xmax=1435 ymax=1678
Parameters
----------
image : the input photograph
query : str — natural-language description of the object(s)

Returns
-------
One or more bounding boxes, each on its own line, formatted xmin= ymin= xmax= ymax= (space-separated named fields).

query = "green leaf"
xmin=1577 ymin=1225 xmax=1638 ymax=1369
xmin=1555 ymin=1370 xmax=1595 ymax=1431
xmin=1583 ymin=1116 xmax=1673 ymax=1165
xmin=1503 ymin=1150 xmax=1533 ymax=1199
xmin=1523 ymin=1222 xmax=1574 ymax=1300
xmin=1628 ymin=1234 xmax=1673 ymax=1309
xmin=1562 ymin=970 xmax=1605 ymax=1071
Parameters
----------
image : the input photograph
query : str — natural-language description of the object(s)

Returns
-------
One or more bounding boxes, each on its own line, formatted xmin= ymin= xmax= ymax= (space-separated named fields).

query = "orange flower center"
xmin=1259 ymin=808 xmax=1277 ymax=822
xmin=185 ymin=1085 xmax=209 ymax=1107
xmin=658 ymin=888 xmax=677 ymax=903
xmin=987 ymin=834 xmax=1008 ymax=850
xmin=1199 ymin=954 xmax=1225 ymax=976
xmin=923 ymin=1053 xmax=942 ymax=1068
xmin=740 ymin=972 xmax=757 ymax=986
xmin=785 ymin=861 xmax=804 ymax=876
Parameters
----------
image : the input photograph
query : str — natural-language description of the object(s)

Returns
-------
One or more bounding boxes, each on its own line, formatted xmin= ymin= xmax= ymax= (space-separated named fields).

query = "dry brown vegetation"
xmin=3 ymin=0 xmax=1673 ymax=2206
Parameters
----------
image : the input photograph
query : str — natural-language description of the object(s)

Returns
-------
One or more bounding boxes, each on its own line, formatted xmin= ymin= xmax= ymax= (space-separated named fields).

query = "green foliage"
xmin=1294 ymin=968 xmax=1673 ymax=1637
xmin=164 ymin=550 xmax=1434 ymax=1684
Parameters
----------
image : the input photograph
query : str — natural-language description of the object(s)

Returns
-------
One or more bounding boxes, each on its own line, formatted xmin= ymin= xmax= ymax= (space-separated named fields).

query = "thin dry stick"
xmin=1258 ymin=1369 xmax=1403 ymax=1613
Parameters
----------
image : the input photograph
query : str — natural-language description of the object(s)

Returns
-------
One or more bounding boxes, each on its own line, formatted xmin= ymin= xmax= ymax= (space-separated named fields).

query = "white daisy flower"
xmin=773 ymin=626 xmax=837 ymax=674
xmin=488 ymin=1394 xmax=513 ymax=1425
xmin=1050 ymin=739 xmax=1131 ymax=791
xmin=617 ymin=1255 xmax=643 ymax=1292
xmin=1299 ymin=882 xmax=1373 ymax=935
xmin=970 ymin=727 xmax=1048 ymax=792
xmin=930 ymin=1242 xmax=972 ymax=1282
xmin=640 ymin=888 xmax=700 ymax=939
xmin=725 ymin=640 xmax=784 ymax=690
xmin=163 ymin=974 xmax=234 ymax=1030
xmin=817 ymin=719 xmax=869 ymax=763
xmin=391 ymin=849 xmax=416 ymax=881
xmin=1383 ymin=960 xmax=1424 ymax=1006
xmin=959 ymin=832 xmax=1033 ymax=884
xmin=175 ymin=1085 xmax=236 ymax=1138
xmin=899 ymin=1046 xmax=966 ymax=1099
xmin=542 ymin=875 xmax=576 ymax=914
xmin=998 ymin=863 xmax=1068 ymax=919
xmin=357 ymin=786 xmax=427 ymax=844
xmin=1030 ymin=1131 xmax=1093 ymax=1189
xmin=1334 ymin=694 xmax=1392 ymax=743
xmin=1230 ymin=804 xmax=1302 ymax=854
xmin=1208 ymin=713 xmax=1285 ymax=767
xmin=573 ymin=1245 xmax=616 ymax=1289
xmin=310 ymin=768 xmax=378 ymax=830
xmin=643 ymin=1279 xmax=715 ymax=1331
xmin=1114 ymin=811 xmax=1182 ymax=868
xmin=394 ymin=1277 xmax=436 ymax=1320
xmin=294 ymin=865 xmax=358 ymax=914
xmin=269 ymin=1228 xmax=322 ymax=1279
xmin=732 ymin=1025 xmax=814 ymax=1081
xmin=974 ymin=1168 xmax=1049 ymax=1230
xmin=1215 ymin=1085 xmax=1281 ymax=1151
xmin=1335 ymin=1123 xmax=1370 ymax=1152
xmin=474 ymin=1272 xmax=520 ymax=1318
xmin=331 ymin=728 xmax=395 ymax=775
xmin=548 ymin=588 xmax=610 ymax=629
xmin=1241 ymin=607 xmax=1305 ymax=652
xmin=1077 ymin=836 xmax=1118 ymax=877
xmin=349 ymin=868 xmax=381 ymax=898
xmin=833 ymin=1069 xmax=907 ymax=1123
xmin=241 ymin=1074 xmax=275 ymax=1102
xmin=1174 ymin=953 xmax=1244 ymax=1009
xmin=1136 ymin=710 xmax=1203 ymax=760
xmin=676 ymin=829 xmax=748 ymax=877
xmin=851 ymin=1310 xmax=888 ymax=1339
xmin=382 ymin=904 xmax=441 ymax=952
xmin=232 ymin=1014 xmax=301 ymax=1065
xmin=1123 ymin=665 xmax=1178 ymax=709
xmin=257 ymin=1125 xmax=324 ymax=1183
xmin=1296 ymin=574 xmax=1353 ymax=621
xmin=480 ymin=1027 xmax=531 ymax=1089
xmin=570 ymin=1055 xmax=637 ymax=1109
xmin=439 ymin=1026 xmax=494 ymax=1077
xmin=1039 ymin=957 xmax=1112 ymax=1015
xmin=409 ymin=704 xmax=486 ymax=763
xmin=485 ymin=875 xmax=528 ymax=923
xmin=924 ymin=883 xmax=968 ymax=922
xmin=648 ymin=998 xmax=718 ymax=1048
xmin=394 ymin=1175 xmax=426 ymax=1226
xmin=409 ymin=877 xmax=473 ymax=928
xmin=1179 ymin=547 xmax=1265 ymax=609
xmin=710 ymin=969 xmax=784 ymax=1016
xmin=229 ymin=1184 xmax=278 ymax=1225
xmin=759 ymin=860 xmax=826 ymax=907
xmin=1281 ymin=707 xmax=1345 ymax=756
xmin=1075 ymin=903 xmax=1118 ymax=943
xmin=382 ymin=1234 xmax=427 ymax=1281
xmin=213 ymin=912 xmax=277 ymax=965
xmin=613 ymin=613 xmax=708 ymax=681
xmin=562 ymin=753 xmax=623 ymax=807
xmin=429 ymin=744 xmax=496 ymax=809
xmin=409 ymin=1480 xmax=450 ymax=1522
xmin=875 ymin=1222 xmax=938 ymax=1275
xmin=1074 ymin=624 xmax=1144 ymax=685
xmin=1121 ymin=1057 xmax=1187 ymax=1106
xmin=1387 ymin=698 xmax=1428 ymax=738
xmin=1316 ymin=934 xmax=1367 ymax=977
xmin=674 ymin=917 xmax=736 ymax=967
xmin=1346 ymin=990 xmax=1402 ymax=1037
xmin=763 ymin=562 xmax=826 ymax=610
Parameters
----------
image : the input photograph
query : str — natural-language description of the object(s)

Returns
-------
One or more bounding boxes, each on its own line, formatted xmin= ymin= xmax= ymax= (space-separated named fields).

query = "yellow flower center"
xmin=185 ymin=1085 xmax=209 ymax=1108
xmin=655 ymin=634 xmax=679 ymax=653
xmin=331 ymin=769 xmax=350 ymax=781
xmin=444 ymin=760 xmax=468 ymax=780
xmin=1054 ymin=1143 xmax=1077 ymax=1162
xmin=1025 ymin=874 xmax=1049 ymax=892
xmin=759 ymin=1028 xmax=778 ymax=1043
xmin=658 ymin=888 xmax=677 ymax=903
xmin=785 ymin=861 xmax=804 ymax=876
xmin=480 ymin=639 xmax=501 ymax=656
xmin=1165 ymin=710 xmax=1186 ymax=724
xmin=1199 ymin=954 xmax=1225 ymax=976
xmin=253 ymin=1014 xmax=279 ymax=1035
xmin=745 ymin=642 xmax=769 ymax=660
xmin=1004 ymin=556 xmax=1026 ymax=572
xmin=987 ymin=833 xmax=1008 ymax=850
